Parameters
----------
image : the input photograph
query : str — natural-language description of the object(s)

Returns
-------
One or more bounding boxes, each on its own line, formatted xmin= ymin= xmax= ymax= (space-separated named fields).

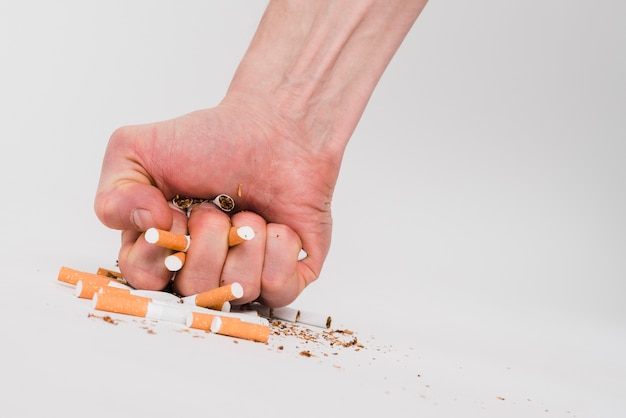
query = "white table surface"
xmin=1 ymin=1 xmax=624 ymax=417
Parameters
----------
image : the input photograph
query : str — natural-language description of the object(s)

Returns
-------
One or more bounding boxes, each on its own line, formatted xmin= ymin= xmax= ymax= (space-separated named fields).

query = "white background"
xmin=1 ymin=1 xmax=624 ymax=417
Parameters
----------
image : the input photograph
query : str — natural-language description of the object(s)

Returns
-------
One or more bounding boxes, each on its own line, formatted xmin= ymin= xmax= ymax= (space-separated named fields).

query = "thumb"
xmin=94 ymin=181 xmax=173 ymax=231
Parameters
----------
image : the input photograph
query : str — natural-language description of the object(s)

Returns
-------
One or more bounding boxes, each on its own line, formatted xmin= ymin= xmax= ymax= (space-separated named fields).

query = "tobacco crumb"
xmin=88 ymin=313 xmax=118 ymax=325
xmin=147 ymin=329 xmax=156 ymax=335
xmin=237 ymin=183 xmax=243 ymax=197
xmin=233 ymin=340 xmax=239 ymax=344
xmin=496 ymin=396 xmax=505 ymax=401
xmin=300 ymin=350 xmax=314 ymax=357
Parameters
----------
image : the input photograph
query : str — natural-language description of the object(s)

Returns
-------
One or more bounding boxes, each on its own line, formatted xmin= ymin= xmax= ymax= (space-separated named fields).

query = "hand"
xmin=95 ymin=98 xmax=341 ymax=308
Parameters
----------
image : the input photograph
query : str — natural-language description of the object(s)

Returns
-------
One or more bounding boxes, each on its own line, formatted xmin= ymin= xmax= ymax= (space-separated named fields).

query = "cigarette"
xmin=211 ymin=194 xmax=235 ymax=212
xmin=206 ymin=309 xmax=269 ymax=326
xmin=96 ymin=285 xmax=132 ymax=296
xmin=91 ymin=292 xmax=189 ymax=324
xmin=271 ymin=306 xmax=300 ymax=323
xmin=96 ymin=267 xmax=125 ymax=282
xmin=164 ymin=251 xmax=186 ymax=272
xmin=92 ymin=291 xmax=152 ymax=318
xmin=74 ymin=277 xmax=128 ymax=299
xmin=185 ymin=311 xmax=217 ymax=331
xmin=95 ymin=285 xmax=181 ymax=304
xmin=58 ymin=266 xmax=127 ymax=287
xmin=297 ymin=310 xmax=332 ymax=329
xmin=210 ymin=316 xmax=270 ymax=343
xmin=228 ymin=225 xmax=255 ymax=246
xmin=144 ymin=228 xmax=190 ymax=252
xmin=181 ymin=282 xmax=244 ymax=309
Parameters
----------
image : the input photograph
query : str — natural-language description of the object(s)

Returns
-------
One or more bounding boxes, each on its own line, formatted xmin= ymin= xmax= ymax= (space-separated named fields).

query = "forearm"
xmin=223 ymin=0 xmax=428 ymax=154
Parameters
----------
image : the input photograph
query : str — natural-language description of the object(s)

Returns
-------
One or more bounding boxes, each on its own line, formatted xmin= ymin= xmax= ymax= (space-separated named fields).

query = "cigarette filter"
xmin=210 ymin=316 xmax=270 ymax=343
xmin=74 ymin=277 xmax=121 ymax=299
xmin=182 ymin=282 xmax=244 ymax=309
xmin=92 ymin=292 xmax=189 ymax=324
xmin=58 ymin=266 xmax=126 ymax=287
xmin=207 ymin=310 xmax=270 ymax=326
xmin=164 ymin=251 xmax=186 ymax=271
xmin=144 ymin=228 xmax=190 ymax=252
xmin=99 ymin=286 xmax=181 ymax=304
xmin=92 ymin=291 xmax=151 ymax=318
xmin=185 ymin=305 xmax=270 ymax=331
xmin=185 ymin=311 xmax=217 ymax=331
xmin=228 ymin=225 xmax=255 ymax=246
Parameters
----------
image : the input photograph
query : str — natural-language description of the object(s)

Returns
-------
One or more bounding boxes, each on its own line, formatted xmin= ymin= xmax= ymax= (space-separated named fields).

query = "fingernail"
xmin=132 ymin=209 xmax=152 ymax=230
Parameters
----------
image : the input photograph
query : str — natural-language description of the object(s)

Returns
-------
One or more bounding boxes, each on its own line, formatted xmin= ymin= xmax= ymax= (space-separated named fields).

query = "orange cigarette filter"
xmin=186 ymin=311 xmax=217 ymax=331
xmin=97 ymin=285 xmax=132 ymax=296
xmin=210 ymin=316 xmax=270 ymax=343
xmin=74 ymin=276 xmax=123 ymax=299
xmin=228 ymin=226 xmax=255 ymax=247
xmin=59 ymin=266 xmax=115 ymax=286
xmin=144 ymin=228 xmax=190 ymax=252
xmin=92 ymin=291 xmax=151 ymax=318
xmin=184 ymin=282 xmax=244 ymax=309
xmin=164 ymin=251 xmax=186 ymax=272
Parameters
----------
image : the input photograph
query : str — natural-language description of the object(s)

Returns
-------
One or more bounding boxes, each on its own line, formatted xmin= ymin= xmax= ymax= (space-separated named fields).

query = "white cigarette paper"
xmin=271 ymin=306 xmax=300 ymax=323
xmin=297 ymin=310 xmax=332 ymax=328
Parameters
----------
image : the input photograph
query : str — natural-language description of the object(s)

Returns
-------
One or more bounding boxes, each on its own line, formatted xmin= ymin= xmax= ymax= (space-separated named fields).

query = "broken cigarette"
xmin=271 ymin=306 xmax=300 ymax=323
xmin=185 ymin=309 xmax=270 ymax=332
xmin=236 ymin=302 xmax=330 ymax=328
xmin=144 ymin=228 xmax=190 ymax=252
xmin=98 ymin=285 xmax=182 ymax=305
xmin=185 ymin=311 xmax=216 ymax=331
xmin=96 ymin=267 xmax=125 ymax=282
xmin=211 ymin=194 xmax=235 ymax=212
xmin=182 ymin=282 xmax=244 ymax=310
xmin=58 ymin=266 xmax=128 ymax=287
xmin=74 ymin=277 xmax=129 ymax=299
xmin=228 ymin=225 xmax=255 ymax=246
xmin=92 ymin=292 xmax=189 ymax=324
xmin=297 ymin=310 xmax=332 ymax=329
xmin=164 ymin=251 xmax=186 ymax=272
xmin=210 ymin=316 xmax=270 ymax=343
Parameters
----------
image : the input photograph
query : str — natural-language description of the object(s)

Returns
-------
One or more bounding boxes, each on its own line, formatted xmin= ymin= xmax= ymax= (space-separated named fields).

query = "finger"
xmin=293 ymin=227 xmax=329 ymax=298
xmin=95 ymin=182 xmax=173 ymax=232
xmin=220 ymin=211 xmax=267 ymax=304
xmin=172 ymin=202 xmax=231 ymax=296
xmin=94 ymin=126 xmax=172 ymax=231
xmin=118 ymin=206 xmax=188 ymax=290
xmin=257 ymin=223 xmax=306 ymax=308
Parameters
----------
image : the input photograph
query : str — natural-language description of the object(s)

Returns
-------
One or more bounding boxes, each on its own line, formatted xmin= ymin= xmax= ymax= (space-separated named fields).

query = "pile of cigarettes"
xmin=58 ymin=212 xmax=331 ymax=344
xmin=57 ymin=265 xmax=333 ymax=344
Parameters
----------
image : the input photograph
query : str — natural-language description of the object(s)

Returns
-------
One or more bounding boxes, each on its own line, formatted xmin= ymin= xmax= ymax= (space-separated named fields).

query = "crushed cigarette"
xmin=144 ymin=228 xmax=190 ymax=252
xmin=59 ymin=266 xmax=347 ymax=349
